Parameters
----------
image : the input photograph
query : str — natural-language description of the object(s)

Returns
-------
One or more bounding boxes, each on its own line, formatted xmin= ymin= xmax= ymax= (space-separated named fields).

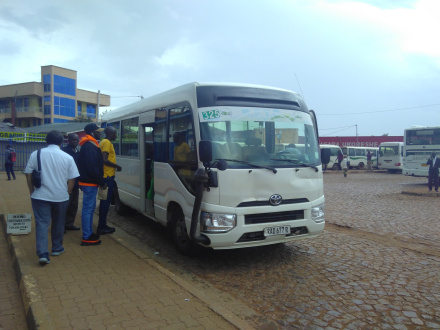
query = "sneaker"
xmin=65 ymin=225 xmax=80 ymax=231
xmin=39 ymin=254 xmax=51 ymax=266
xmin=81 ymin=233 xmax=101 ymax=246
xmin=51 ymin=249 xmax=65 ymax=256
xmin=97 ymin=226 xmax=116 ymax=235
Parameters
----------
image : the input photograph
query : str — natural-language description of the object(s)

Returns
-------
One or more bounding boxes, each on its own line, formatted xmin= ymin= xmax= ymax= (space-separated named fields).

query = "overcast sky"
xmin=0 ymin=0 xmax=438 ymax=137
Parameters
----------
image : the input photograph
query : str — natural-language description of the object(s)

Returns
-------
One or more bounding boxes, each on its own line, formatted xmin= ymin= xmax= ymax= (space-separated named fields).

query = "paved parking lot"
xmin=108 ymin=171 xmax=440 ymax=329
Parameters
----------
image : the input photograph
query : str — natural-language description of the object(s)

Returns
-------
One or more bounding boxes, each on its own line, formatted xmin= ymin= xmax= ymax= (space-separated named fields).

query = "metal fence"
xmin=0 ymin=132 xmax=47 ymax=171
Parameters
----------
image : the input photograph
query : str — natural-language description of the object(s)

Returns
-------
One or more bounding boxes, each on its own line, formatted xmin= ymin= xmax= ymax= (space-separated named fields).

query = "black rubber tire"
xmin=170 ymin=208 xmax=195 ymax=256
xmin=358 ymin=162 xmax=365 ymax=170
xmin=114 ymin=188 xmax=129 ymax=215
xmin=332 ymin=163 xmax=339 ymax=171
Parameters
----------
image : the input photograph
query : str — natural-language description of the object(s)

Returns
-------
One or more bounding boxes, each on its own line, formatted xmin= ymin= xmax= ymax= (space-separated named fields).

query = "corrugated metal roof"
xmin=22 ymin=122 xmax=96 ymax=134
xmin=0 ymin=123 xmax=28 ymax=133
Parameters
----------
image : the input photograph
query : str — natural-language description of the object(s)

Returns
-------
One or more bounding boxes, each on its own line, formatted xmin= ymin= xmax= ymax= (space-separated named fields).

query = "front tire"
xmin=358 ymin=162 xmax=365 ymax=170
xmin=113 ymin=188 xmax=129 ymax=215
xmin=170 ymin=208 xmax=195 ymax=256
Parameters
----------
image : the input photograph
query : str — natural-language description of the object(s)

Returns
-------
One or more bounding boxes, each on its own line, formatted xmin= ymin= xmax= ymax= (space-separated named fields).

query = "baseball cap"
xmin=84 ymin=123 xmax=104 ymax=134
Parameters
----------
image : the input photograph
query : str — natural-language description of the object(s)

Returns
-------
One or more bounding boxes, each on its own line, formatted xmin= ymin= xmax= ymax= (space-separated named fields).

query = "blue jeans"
xmin=98 ymin=176 xmax=115 ymax=230
xmin=31 ymin=198 xmax=68 ymax=257
xmin=81 ymin=185 xmax=98 ymax=239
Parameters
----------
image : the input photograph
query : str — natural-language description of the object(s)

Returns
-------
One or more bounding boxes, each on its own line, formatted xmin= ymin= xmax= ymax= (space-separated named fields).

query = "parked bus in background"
xmin=378 ymin=142 xmax=403 ymax=172
xmin=320 ymin=144 xmax=343 ymax=170
xmin=403 ymin=126 xmax=440 ymax=177
xmin=101 ymin=82 xmax=326 ymax=255
xmin=341 ymin=146 xmax=379 ymax=170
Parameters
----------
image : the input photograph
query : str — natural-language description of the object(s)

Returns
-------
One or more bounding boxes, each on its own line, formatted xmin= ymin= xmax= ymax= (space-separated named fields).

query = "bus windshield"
xmin=199 ymin=106 xmax=320 ymax=168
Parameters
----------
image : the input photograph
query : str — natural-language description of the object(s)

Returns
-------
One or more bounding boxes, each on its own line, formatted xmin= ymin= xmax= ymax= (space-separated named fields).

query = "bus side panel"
xmin=153 ymin=162 xmax=196 ymax=227
xmin=115 ymin=157 xmax=142 ymax=210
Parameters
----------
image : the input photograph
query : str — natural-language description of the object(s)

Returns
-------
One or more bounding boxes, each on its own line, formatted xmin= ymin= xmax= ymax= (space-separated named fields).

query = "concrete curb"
xmin=1 ymin=215 xmax=55 ymax=330
xmin=401 ymin=190 xmax=440 ymax=197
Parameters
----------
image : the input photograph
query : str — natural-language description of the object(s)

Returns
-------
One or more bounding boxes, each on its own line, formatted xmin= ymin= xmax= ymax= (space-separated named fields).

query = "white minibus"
xmin=101 ymin=82 xmax=326 ymax=254
xmin=341 ymin=146 xmax=378 ymax=170
xmin=319 ymin=144 xmax=343 ymax=170
xmin=378 ymin=142 xmax=403 ymax=172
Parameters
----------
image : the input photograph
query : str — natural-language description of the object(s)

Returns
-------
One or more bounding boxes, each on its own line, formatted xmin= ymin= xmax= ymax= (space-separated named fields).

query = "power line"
xmin=321 ymin=126 xmax=356 ymax=137
xmin=319 ymin=103 xmax=440 ymax=116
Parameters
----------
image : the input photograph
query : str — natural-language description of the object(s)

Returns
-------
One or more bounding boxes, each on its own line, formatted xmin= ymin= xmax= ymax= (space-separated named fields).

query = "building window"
xmin=44 ymin=118 xmax=51 ymax=124
xmin=54 ymin=118 xmax=69 ymax=123
xmin=77 ymin=104 xmax=82 ymax=116
xmin=86 ymin=104 xmax=96 ymax=118
xmin=44 ymin=105 xmax=51 ymax=115
xmin=54 ymin=96 xmax=75 ymax=117
xmin=43 ymin=74 xmax=51 ymax=92
xmin=54 ymin=75 xmax=76 ymax=96
xmin=44 ymin=96 xmax=51 ymax=102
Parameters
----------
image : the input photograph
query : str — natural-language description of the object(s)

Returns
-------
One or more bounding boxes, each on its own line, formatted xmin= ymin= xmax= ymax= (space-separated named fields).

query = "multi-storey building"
xmin=0 ymin=65 xmax=110 ymax=127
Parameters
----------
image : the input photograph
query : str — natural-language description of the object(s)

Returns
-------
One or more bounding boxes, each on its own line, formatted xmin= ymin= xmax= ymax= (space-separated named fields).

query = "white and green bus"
xmin=319 ymin=144 xmax=343 ymax=170
xmin=101 ymin=82 xmax=326 ymax=254
xmin=341 ymin=146 xmax=378 ymax=170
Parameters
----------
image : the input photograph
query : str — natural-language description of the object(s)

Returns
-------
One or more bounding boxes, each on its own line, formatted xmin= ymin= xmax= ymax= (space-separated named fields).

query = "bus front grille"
xmin=244 ymin=210 xmax=304 ymax=225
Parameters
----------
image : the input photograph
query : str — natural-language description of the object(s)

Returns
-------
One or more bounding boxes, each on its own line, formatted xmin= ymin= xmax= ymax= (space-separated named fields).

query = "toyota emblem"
xmin=269 ymin=194 xmax=282 ymax=206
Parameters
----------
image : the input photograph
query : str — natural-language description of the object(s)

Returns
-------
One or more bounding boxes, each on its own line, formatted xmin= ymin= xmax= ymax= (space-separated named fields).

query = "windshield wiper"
xmin=270 ymin=159 xmax=318 ymax=172
xmin=299 ymin=163 xmax=319 ymax=172
xmin=218 ymin=159 xmax=277 ymax=174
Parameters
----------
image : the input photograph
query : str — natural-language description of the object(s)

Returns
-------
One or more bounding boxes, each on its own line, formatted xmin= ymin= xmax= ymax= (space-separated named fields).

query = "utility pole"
xmin=97 ymin=90 xmax=100 ymax=123
xmin=356 ymin=124 xmax=358 ymax=146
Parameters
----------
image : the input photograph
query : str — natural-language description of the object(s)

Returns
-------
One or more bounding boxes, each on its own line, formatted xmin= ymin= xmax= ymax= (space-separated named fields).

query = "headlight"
xmin=311 ymin=204 xmax=325 ymax=223
xmin=201 ymin=212 xmax=236 ymax=233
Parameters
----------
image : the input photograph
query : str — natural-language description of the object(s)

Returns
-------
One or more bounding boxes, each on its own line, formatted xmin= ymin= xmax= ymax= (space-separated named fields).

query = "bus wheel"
xmin=114 ymin=188 xmax=129 ymax=215
xmin=170 ymin=208 xmax=195 ymax=255
xmin=332 ymin=163 xmax=339 ymax=171
xmin=358 ymin=162 xmax=365 ymax=170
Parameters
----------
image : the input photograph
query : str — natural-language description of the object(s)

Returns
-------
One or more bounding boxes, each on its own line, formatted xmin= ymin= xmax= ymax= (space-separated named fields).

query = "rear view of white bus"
xmin=378 ymin=142 xmax=403 ymax=172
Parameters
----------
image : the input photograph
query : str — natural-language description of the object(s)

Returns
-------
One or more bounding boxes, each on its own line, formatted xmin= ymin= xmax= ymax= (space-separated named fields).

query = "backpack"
xmin=9 ymin=150 xmax=16 ymax=162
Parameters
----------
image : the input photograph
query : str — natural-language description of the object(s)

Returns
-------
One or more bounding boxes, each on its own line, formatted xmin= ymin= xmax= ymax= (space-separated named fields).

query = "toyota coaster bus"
xmin=101 ymin=82 xmax=326 ymax=254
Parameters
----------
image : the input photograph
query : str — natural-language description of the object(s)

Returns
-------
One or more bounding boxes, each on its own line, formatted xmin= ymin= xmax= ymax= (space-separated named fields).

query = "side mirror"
xmin=321 ymin=148 xmax=331 ymax=165
xmin=199 ymin=140 xmax=212 ymax=163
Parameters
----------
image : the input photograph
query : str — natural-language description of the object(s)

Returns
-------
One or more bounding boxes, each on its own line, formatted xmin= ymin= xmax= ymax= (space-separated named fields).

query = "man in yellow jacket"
xmin=98 ymin=126 xmax=122 ymax=235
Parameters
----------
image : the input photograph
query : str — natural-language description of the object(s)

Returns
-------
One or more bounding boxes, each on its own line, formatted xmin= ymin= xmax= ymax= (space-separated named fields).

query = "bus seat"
xmin=243 ymin=137 xmax=268 ymax=161
xmin=224 ymin=142 xmax=242 ymax=160
xmin=212 ymin=142 xmax=227 ymax=159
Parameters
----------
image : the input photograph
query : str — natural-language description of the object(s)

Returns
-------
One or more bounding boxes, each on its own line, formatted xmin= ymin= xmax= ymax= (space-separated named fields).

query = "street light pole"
xmin=356 ymin=124 xmax=358 ymax=146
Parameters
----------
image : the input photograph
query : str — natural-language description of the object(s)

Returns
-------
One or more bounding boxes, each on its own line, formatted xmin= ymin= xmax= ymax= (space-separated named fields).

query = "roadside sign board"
xmin=7 ymin=214 xmax=32 ymax=235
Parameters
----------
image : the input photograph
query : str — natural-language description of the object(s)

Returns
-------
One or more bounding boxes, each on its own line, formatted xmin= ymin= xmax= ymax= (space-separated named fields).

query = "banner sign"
xmin=320 ymin=136 xmax=403 ymax=148
xmin=0 ymin=132 xmax=46 ymax=142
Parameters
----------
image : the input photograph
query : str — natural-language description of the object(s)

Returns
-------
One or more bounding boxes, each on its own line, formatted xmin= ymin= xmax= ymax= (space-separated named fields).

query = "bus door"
xmin=139 ymin=110 xmax=157 ymax=217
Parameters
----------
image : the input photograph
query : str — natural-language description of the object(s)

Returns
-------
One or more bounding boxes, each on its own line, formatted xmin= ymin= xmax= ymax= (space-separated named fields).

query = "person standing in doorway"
xmin=427 ymin=152 xmax=440 ymax=192
xmin=5 ymin=144 xmax=17 ymax=180
xmin=61 ymin=133 xmax=81 ymax=231
xmin=24 ymin=130 xmax=79 ymax=265
xmin=77 ymin=123 xmax=106 ymax=246
xmin=98 ymin=126 xmax=122 ymax=235
xmin=337 ymin=150 xmax=343 ymax=171
xmin=366 ymin=151 xmax=373 ymax=172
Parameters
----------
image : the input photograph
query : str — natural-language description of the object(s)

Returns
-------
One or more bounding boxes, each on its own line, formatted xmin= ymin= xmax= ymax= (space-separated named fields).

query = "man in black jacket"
xmin=77 ymin=123 xmax=106 ymax=246
xmin=427 ymin=152 xmax=440 ymax=192
xmin=61 ymin=133 xmax=81 ymax=231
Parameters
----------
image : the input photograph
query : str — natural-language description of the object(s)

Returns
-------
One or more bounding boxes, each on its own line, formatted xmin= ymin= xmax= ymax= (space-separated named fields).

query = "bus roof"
xmin=102 ymin=82 xmax=303 ymax=122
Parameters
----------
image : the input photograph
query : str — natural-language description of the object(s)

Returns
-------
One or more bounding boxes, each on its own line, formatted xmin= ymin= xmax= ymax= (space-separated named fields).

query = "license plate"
xmin=264 ymin=225 xmax=291 ymax=236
